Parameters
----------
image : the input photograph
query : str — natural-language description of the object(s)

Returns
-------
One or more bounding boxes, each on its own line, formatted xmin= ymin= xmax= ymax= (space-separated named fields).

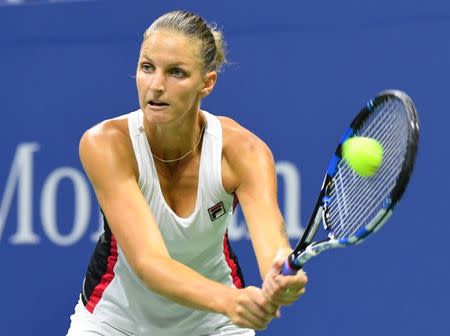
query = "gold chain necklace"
xmin=151 ymin=122 xmax=207 ymax=163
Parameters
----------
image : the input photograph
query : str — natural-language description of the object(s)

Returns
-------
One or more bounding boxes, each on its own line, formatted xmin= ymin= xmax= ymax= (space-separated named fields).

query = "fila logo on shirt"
xmin=208 ymin=202 xmax=226 ymax=221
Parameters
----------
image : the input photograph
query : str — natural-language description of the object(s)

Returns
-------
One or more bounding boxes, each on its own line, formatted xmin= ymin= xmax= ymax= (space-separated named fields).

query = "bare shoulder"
xmin=218 ymin=116 xmax=275 ymax=192
xmin=80 ymin=115 xmax=130 ymax=158
xmin=219 ymin=116 xmax=274 ymax=163
xmin=80 ymin=114 xmax=128 ymax=145
xmin=79 ymin=114 xmax=137 ymax=181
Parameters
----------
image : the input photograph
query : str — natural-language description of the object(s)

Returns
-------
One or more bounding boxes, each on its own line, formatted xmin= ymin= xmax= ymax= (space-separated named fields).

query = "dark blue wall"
xmin=1 ymin=1 xmax=449 ymax=335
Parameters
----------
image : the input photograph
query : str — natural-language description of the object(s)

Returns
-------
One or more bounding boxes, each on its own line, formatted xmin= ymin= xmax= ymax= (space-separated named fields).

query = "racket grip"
xmin=281 ymin=255 xmax=301 ymax=275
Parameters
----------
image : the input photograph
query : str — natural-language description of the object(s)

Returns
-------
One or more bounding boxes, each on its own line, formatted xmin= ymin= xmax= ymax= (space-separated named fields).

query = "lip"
xmin=147 ymin=100 xmax=169 ymax=110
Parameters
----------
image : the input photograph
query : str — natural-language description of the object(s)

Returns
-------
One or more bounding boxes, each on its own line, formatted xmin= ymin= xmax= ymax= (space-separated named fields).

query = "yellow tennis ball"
xmin=342 ymin=137 xmax=384 ymax=177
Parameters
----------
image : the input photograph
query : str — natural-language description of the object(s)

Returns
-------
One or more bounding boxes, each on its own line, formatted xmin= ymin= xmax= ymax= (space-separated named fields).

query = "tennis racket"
xmin=282 ymin=89 xmax=419 ymax=275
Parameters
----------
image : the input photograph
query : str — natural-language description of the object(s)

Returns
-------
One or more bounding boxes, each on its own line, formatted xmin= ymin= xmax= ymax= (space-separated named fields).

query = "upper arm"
xmin=222 ymin=119 xmax=291 ymax=277
xmin=79 ymin=122 xmax=169 ymax=276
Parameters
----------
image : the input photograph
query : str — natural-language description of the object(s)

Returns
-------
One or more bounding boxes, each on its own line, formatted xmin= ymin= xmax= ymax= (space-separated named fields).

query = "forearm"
xmin=252 ymin=222 xmax=292 ymax=279
xmin=256 ymin=246 xmax=292 ymax=279
xmin=134 ymin=255 xmax=235 ymax=314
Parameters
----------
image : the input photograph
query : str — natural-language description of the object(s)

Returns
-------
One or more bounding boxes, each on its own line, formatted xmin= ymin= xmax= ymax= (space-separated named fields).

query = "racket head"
xmin=290 ymin=90 xmax=419 ymax=268
xmin=325 ymin=89 xmax=419 ymax=244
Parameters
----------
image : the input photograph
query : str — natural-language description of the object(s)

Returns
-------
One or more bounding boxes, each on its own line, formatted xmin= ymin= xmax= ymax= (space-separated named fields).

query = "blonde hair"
xmin=143 ymin=10 xmax=227 ymax=73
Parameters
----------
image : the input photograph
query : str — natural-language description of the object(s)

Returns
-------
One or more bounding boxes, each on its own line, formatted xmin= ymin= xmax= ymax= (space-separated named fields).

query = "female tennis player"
xmin=66 ymin=10 xmax=307 ymax=336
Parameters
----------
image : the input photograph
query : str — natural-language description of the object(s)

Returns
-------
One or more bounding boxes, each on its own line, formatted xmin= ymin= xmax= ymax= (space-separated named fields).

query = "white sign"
xmin=0 ymin=142 xmax=304 ymax=245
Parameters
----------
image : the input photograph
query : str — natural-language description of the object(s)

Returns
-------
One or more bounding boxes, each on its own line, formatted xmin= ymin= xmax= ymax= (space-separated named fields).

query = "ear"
xmin=200 ymin=71 xmax=217 ymax=98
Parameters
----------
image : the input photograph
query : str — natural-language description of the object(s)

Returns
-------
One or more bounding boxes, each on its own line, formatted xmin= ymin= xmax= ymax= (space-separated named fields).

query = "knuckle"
xmin=272 ymin=282 xmax=282 ymax=292
xmin=235 ymin=306 xmax=245 ymax=316
xmin=256 ymin=321 xmax=267 ymax=330
xmin=256 ymin=296 xmax=267 ymax=306
xmin=278 ymin=278 xmax=289 ymax=288
xmin=299 ymin=271 xmax=308 ymax=283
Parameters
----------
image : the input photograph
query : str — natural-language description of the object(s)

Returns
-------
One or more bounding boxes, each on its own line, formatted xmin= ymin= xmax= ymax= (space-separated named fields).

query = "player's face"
xmin=136 ymin=30 xmax=213 ymax=125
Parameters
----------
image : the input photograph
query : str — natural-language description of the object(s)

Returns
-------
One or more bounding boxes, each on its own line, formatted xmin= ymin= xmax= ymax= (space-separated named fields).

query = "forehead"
xmin=140 ymin=30 xmax=202 ymax=65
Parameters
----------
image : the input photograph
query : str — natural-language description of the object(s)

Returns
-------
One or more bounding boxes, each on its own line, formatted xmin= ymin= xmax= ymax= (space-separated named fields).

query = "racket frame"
xmin=283 ymin=90 xmax=419 ymax=274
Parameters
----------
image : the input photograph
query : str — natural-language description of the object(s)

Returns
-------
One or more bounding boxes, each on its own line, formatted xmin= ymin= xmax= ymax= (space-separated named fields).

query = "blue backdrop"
xmin=1 ymin=1 xmax=449 ymax=335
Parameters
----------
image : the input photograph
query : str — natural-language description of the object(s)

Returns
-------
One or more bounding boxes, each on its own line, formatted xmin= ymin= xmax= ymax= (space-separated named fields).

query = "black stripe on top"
xmin=81 ymin=211 xmax=112 ymax=306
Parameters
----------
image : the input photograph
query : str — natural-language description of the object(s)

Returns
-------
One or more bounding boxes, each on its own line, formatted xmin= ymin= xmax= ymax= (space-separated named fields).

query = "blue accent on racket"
xmin=327 ymin=154 xmax=340 ymax=176
xmin=281 ymin=90 xmax=420 ymax=275
xmin=340 ymin=128 xmax=354 ymax=144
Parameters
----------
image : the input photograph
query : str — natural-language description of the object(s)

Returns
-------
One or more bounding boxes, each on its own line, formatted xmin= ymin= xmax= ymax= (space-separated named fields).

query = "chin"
xmin=142 ymin=107 xmax=172 ymax=125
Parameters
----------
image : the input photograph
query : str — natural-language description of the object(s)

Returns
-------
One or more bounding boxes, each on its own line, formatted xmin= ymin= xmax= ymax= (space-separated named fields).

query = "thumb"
xmin=275 ymin=247 xmax=293 ymax=263
xmin=271 ymin=248 xmax=292 ymax=273
xmin=272 ymin=256 xmax=284 ymax=271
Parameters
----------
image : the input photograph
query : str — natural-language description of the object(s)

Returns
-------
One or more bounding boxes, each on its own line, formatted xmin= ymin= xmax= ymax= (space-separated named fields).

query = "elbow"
xmin=132 ymin=257 xmax=150 ymax=282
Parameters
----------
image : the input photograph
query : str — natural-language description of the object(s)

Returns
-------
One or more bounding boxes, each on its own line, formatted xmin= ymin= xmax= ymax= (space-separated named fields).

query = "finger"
xmin=253 ymin=293 xmax=280 ymax=317
xmin=262 ymin=277 xmax=280 ymax=300
xmin=241 ymin=289 xmax=276 ymax=320
xmin=274 ymin=247 xmax=293 ymax=262
xmin=264 ymin=269 xmax=291 ymax=300
xmin=266 ymin=282 xmax=305 ymax=304
xmin=237 ymin=303 xmax=272 ymax=330
xmin=286 ymin=287 xmax=306 ymax=296
xmin=269 ymin=296 xmax=297 ymax=306
xmin=263 ymin=284 xmax=285 ymax=303
xmin=267 ymin=261 xmax=283 ymax=277
xmin=269 ymin=248 xmax=293 ymax=274
xmin=272 ymin=257 xmax=284 ymax=270
xmin=279 ymin=281 xmax=306 ymax=292
xmin=274 ymin=272 xmax=308 ymax=290
xmin=234 ymin=313 xmax=267 ymax=330
xmin=262 ymin=301 xmax=279 ymax=316
xmin=272 ymin=288 xmax=306 ymax=306
xmin=264 ymin=271 xmax=307 ymax=305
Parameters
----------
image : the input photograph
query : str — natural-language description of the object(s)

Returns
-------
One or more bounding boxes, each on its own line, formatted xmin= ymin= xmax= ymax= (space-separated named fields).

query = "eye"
xmin=141 ymin=63 xmax=154 ymax=73
xmin=169 ymin=67 xmax=186 ymax=78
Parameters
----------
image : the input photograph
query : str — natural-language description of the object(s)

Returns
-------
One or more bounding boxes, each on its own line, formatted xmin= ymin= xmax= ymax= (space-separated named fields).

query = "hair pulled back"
xmin=143 ymin=10 xmax=227 ymax=73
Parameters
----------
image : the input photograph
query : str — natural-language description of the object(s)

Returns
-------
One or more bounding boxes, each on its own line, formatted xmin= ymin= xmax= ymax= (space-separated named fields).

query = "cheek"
xmin=176 ymin=90 xmax=200 ymax=108
xmin=136 ymin=74 xmax=144 ymax=89
xmin=175 ymin=82 xmax=202 ymax=102
xmin=136 ymin=76 xmax=147 ymax=99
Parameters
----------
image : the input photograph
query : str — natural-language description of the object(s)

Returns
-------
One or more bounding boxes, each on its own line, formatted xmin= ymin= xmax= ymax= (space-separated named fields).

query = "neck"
xmin=145 ymin=111 xmax=207 ymax=163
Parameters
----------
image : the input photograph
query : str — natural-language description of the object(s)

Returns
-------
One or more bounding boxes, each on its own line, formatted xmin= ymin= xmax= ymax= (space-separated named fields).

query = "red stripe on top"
xmin=223 ymin=232 xmax=243 ymax=289
xmin=86 ymin=235 xmax=118 ymax=313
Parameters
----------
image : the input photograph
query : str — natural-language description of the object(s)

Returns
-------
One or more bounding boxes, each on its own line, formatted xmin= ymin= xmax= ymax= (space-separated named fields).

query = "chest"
xmin=151 ymin=160 xmax=234 ymax=260
xmin=154 ymin=155 xmax=235 ymax=218
xmin=155 ymin=159 xmax=200 ymax=218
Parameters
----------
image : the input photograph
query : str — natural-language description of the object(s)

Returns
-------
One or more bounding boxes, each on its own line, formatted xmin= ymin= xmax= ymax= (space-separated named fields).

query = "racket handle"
xmin=281 ymin=254 xmax=301 ymax=275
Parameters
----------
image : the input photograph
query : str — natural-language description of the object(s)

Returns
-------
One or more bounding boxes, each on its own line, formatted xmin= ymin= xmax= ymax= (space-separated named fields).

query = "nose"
xmin=148 ymin=70 xmax=165 ymax=93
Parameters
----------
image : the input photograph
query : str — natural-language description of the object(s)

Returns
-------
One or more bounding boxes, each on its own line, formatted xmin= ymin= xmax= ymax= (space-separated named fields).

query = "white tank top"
xmin=82 ymin=109 xmax=253 ymax=336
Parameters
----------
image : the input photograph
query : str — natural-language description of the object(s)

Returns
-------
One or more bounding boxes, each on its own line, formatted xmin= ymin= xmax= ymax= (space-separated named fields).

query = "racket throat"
xmin=296 ymin=240 xmax=344 ymax=267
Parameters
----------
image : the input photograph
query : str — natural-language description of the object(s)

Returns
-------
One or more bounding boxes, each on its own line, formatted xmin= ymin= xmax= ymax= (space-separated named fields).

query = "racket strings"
xmin=330 ymin=126 xmax=403 ymax=237
xmin=330 ymin=113 xmax=403 ymax=219
xmin=330 ymin=149 xmax=400 ymax=237
xmin=330 ymin=113 xmax=406 ymax=230
xmin=327 ymin=99 xmax=409 ymax=239
xmin=332 ymin=149 xmax=399 ymax=238
xmin=331 ymin=105 xmax=407 ymax=238
xmin=331 ymin=103 xmax=408 ymax=238
xmin=331 ymin=102 xmax=403 ymax=203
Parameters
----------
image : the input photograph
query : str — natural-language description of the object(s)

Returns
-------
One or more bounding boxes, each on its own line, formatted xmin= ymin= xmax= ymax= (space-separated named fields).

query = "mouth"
xmin=148 ymin=100 xmax=169 ymax=107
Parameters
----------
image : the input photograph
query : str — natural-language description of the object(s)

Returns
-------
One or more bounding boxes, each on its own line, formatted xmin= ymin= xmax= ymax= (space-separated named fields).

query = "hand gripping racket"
xmin=282 ymin=89 xmax=420 ymax=275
